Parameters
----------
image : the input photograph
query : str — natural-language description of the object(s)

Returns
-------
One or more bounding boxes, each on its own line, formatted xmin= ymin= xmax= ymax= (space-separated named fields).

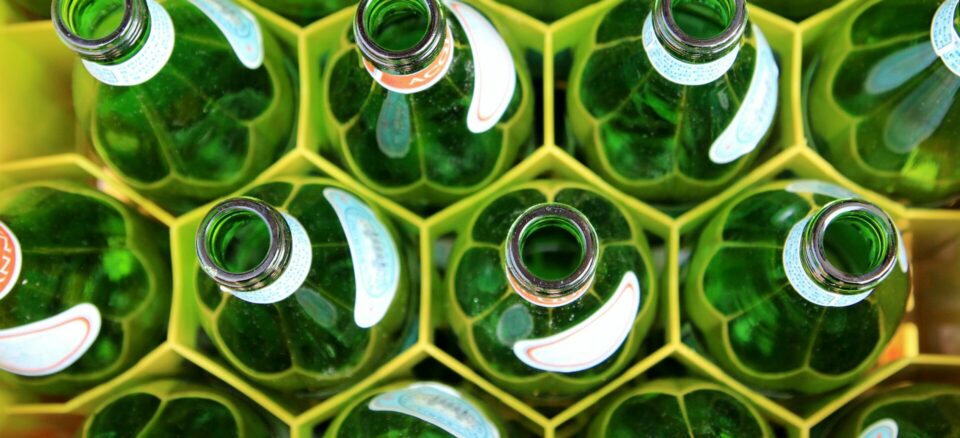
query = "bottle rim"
xmin=801 ymin=199 xmax=899 ymax=293
xmin=505 ymin=203 xmax=599 ymax=308
xmin=196 ymin=197 xmax=292 ymax=292
xmin=52 ymin=0 xmax=148 ymax=63
xmin=654 ymin=0 xmax=746 ymax=61
xmin=354 ymin=0 xmax=446 ymax=75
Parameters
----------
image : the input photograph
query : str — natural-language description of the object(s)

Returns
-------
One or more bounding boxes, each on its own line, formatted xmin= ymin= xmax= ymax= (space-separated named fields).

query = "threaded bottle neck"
xmin=355 ymin=0 xmax=447 ymax=75
xmin=652 ymin=0 xmax=746 ymax=63
xmin=53 ymin=0 xmax=150 ymax=64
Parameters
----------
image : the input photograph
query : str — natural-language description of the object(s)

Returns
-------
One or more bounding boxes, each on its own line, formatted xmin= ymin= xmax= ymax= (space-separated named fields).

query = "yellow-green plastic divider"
xmin=0 ymin=21 xmax=77 ymax=163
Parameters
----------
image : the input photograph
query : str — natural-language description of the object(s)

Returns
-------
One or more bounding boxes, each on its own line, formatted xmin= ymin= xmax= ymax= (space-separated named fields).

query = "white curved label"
xmin=932 ymin=0 xmax=960 ymax=77
xmin=220 ymin=213 xmax=312 ymax=304
xmin=445 ymin=0 xmax=517 ymax=133
xmin=0 ymin=304 xmax=102 ymax=376
xmin=708 ymin=27 xmax=779 ymax=164
xmin=81 ymin=0 xmax=175 ymax=87
xmin=642 ymin=14 xmax=741 ymax=86
xmin=513 ymin=271 xmax=639 ymax=373
xmin=859 ymin=419 xmax=898 ymax=438
xmin=783 ymin=217 xmax=873 ymax=307
xmin=323 ymin=188 xmax=400 ymax=329
xmin=190 ymin=0 xmax=264 ymax=69
xmin=369 ymin=382 xmax=499 ymax=438
xmin=364 ymin=26 xmax=455 ymax=94
xmin=0 ymin=221 xmax=22 ymax=302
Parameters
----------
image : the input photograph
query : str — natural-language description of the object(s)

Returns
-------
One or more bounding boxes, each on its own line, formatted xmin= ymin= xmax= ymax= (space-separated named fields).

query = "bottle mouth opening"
xmin=355 ymin=0 xmax=444 ymax=75
xmin=803 ymin=200 xmax=899 ymax=292
xmin=53 ymin=0 xmax=135 ymax=50
xmin=197 ymin=198 xmax=291 ymax=292
xmin=655 ymin=0 xmax=745 ymax=55
xmin=505 ymin=203 xmax=598 ymax=306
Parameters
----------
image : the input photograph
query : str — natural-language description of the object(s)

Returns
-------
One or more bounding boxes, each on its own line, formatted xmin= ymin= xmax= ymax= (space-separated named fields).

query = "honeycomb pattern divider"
xmin=1 ymin=0 xmax=959 ymax=436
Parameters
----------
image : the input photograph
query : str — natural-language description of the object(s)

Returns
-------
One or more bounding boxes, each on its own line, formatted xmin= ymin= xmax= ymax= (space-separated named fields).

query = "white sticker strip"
xmin=323 ymin=188 xmax=400 ymax=329
xmin=0 ymin=221 xmax=22 ymax=302
xmin=513 ymin=271 xmax=640 ymax=373
xmin=785 ymin=180 xmax=857 ymax=199
xmin=932 ymin=0 xmax=960 ymax=77
xmin=190 ymin=0 xmax=264 ymax=69
xmin=642 ymin=14 xmax=741 ymax=86
xmin=369 ymin=382 xmax=499 ymax=438
xmin=220 ymin=213 xmax=311 ymax=304
xmin=783 ymin=217 xmax=873 ymax=307
xmin=82 ymin=0 xmax=175 ymax=87
xmin=708 ymin=27 xmax=779 ymax=164
xmin=859 ymin=418 xmax=899 ymax=438
xmin=364 ymin=26 xmax=455 ymax=94
xmin=0 ymin=303 xmax=102 ymax=377
xmin=445 ymin=0 xmax=517 ymax=133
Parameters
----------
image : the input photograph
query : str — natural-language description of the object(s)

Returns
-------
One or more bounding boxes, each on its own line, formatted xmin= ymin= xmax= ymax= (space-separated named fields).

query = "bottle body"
xmin=251 ymin=0 xmax=352 ymax=25
xmin=749 ymin=0 xmax=839 ymax=21
xmin=588 ymin=378 xmax=773 ymax=437
xmin=806 ymin=0 xmax=960 ymax=205
xmin=833 ymin=384 xmax=960 ymax=437
xmin=9 ymin=0 xmax=50 ymax=19
xmin=324 ymin=381 xmax=505 ymax=437
xmin=493 ymin=0 xmax=599 ymax=22
xmin=194 ymin=177 xmax=411 ymax=393
xmin=83 ymin=379 xmax=270 ymax=437
xmin=445 ymin=180 xmax=657 ymax=402
xmin=322 ymin=0 xmax=534 ymax=209
xmin=62 ymin=0 xmax=296 ymax=214
xmin=568 ymin=0 xmax=779 ymax=204
xmin=684 ymin=180 xmax=910 ymax=395
xmin=0 ymin=181 xmax=169 ymax=395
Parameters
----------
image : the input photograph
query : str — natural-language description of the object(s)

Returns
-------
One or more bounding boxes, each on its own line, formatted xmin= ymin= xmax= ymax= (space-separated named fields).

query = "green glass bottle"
xmin=194 ymin=177 xmax=410 ymax=394
xmin=748 ymin=0 xmax=839 ymax=22
xmin=324 ymin=381 xmax=505 ymax=437
xmin=493 ymin=0 xmax=599 ymax=22
xmin=588 ymin=378 xmax=773 ymax=437
xmin=53 ymin=0 xmax=296 ymax=214
xmin=832 ymin=384 xmax=960 ymax=437
xmin=684 ymin=180 xmax=910 ymax=395
xmin=252 ymin=0 xmax=353 ymax=25
xmin=568 ymin=0 xmax=779 ymax=204
xmin=446 ymin=181 xmax=657 ymax=402
xmin=83 ymin=379 xmax=270 ymax=437
xmin=0 ymin=181 xmax=169 ymax=395
xmin=322 ymin=0 xmax=534 ymax=210
xmin=806 ymin=0 xmax=960 ymax=205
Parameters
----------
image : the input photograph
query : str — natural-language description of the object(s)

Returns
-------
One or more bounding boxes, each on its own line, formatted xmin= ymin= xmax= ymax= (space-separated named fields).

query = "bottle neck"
xmin=53 ymin=0 xmax=150 ymax=64
xmin=652 ymin=0 xmax=746 ymax=63
xmin=800 ymin=200 xmax=899 ymax=295
xmin=355 ymin=0 xmax=447 ymax=75
xmin=196 ymin=198 xmax=292 ymax=292
xmin=505 ymin=203 xmax=599 ymax=308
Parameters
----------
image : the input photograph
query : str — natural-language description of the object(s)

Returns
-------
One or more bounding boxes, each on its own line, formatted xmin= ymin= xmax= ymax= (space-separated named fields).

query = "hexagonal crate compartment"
xmin=1 ymin=0 xmax=958 ymax=436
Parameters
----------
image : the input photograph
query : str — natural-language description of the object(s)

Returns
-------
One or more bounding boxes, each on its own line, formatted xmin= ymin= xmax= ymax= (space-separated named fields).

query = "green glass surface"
xmin=832 ymin=384 xmax=960 ymax=437
xmin=806 ymin=0 xmax=960 ymax=205
xmin=324 ymin=381 xmax=505 ymax=438
xmin=493 ymin=0 xmax=599 ymax=22
xmin=84 ymin=379 xmax=269 ymax=437
xmin=445 ymin=180 xmax=658 ymax=402
xmin=8 ymin=0 xmax=52 ymax=19
xmin=206 ymin=209 xmax=271 ymax=274
xmin=70 ymin=0 xmax=296 ymax=214
xmin=588 ymin=378 xmax=773 ymax=437
xmin=684 ymin=180 xmax=910 ymax=395
xmin=748 ymin=0 xmax=839 ymax=21
xmin=251 ymin=0 xmax=352 ymax=25
xmin=520 ymin=218 xmax=584 ymax=281
xmin=365 ymin=0 xmax=429 ymax=51
xmin=0 ymin=181 xmax=169 ymax=395
xmin=322 ymin=2 xmax=534 ymax=210
xmin=194 ymin=178 xmax=411 ymax=393
xmin=568 ymin=0 xmax=774 ymax=204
